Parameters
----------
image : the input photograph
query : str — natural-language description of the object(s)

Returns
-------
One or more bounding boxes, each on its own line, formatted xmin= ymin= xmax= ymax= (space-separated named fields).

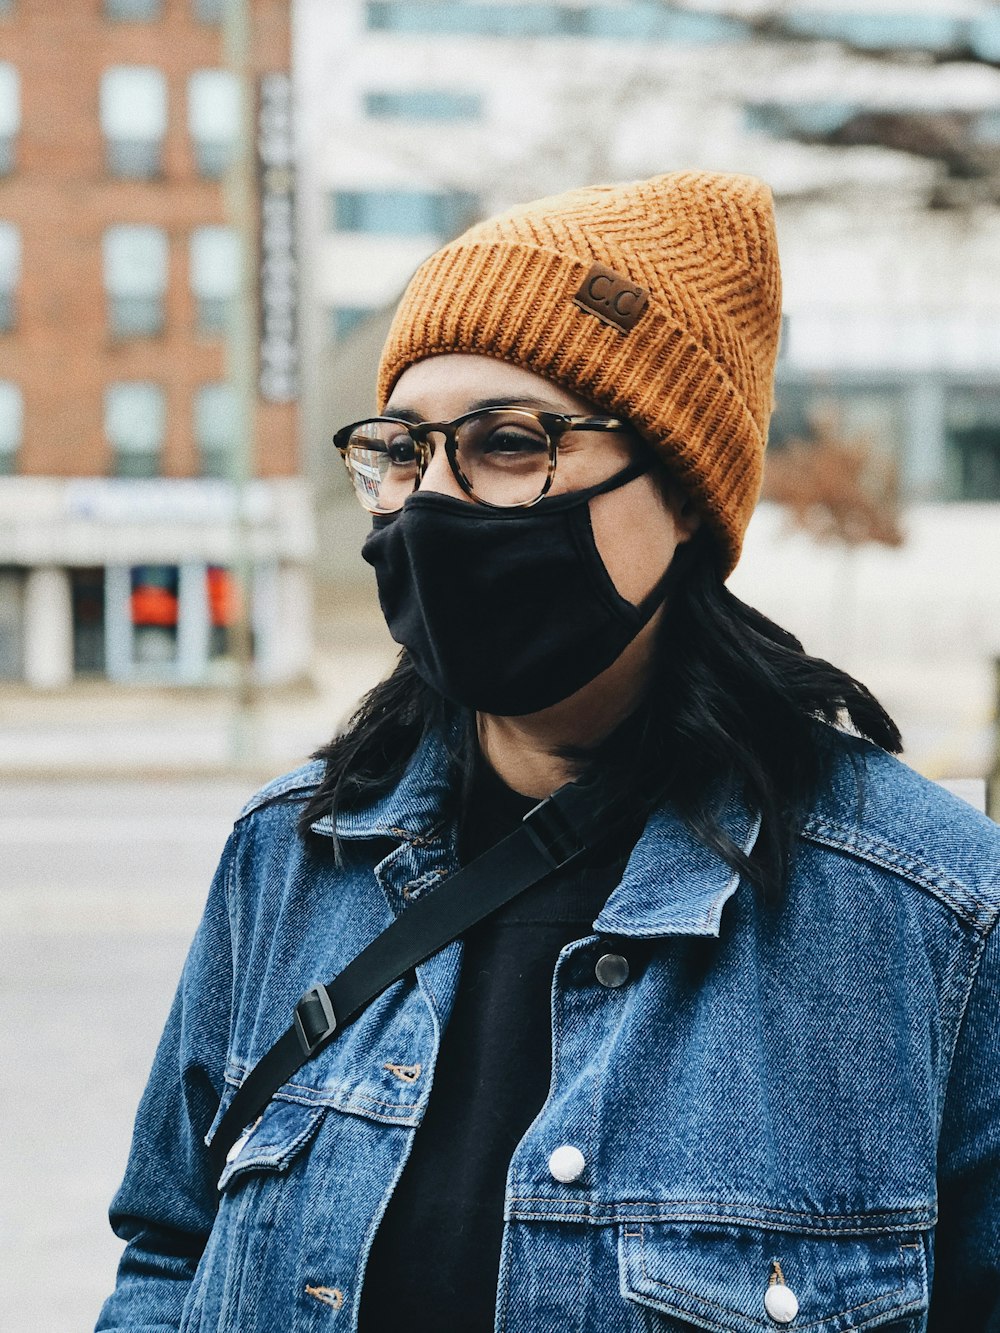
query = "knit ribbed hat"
xmin=377 ymin=171 xmax=782 ymax=575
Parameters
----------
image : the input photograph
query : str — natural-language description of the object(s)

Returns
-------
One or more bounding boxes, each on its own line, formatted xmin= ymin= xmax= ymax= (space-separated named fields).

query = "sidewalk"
xmin=0 ymin=610 xmax=398 ymax=782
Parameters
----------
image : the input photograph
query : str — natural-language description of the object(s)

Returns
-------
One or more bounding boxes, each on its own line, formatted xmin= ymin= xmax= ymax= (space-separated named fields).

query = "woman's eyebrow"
xmin=383 ymin=396 xmax=566 ymax=423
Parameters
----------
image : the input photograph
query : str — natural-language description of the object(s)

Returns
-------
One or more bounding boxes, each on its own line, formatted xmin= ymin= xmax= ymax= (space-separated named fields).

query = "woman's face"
xmin=384 ymin=353 xmax=700 ymax=607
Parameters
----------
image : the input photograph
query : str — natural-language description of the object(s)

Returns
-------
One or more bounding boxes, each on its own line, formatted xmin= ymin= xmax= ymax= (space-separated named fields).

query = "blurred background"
xmin=1 ymin=0 xmax=999 ymax=1326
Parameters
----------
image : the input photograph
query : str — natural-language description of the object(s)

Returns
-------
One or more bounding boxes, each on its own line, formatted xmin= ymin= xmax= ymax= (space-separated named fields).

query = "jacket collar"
xmin=311 ymin=725 xmax=762 ymax=938
xmin=594 ymin=797 xmax=761 ymax=938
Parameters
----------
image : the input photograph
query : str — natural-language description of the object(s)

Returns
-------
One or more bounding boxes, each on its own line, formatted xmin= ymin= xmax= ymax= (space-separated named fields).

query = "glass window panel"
xmin=0 ymin=380 xmax=23 ymax=468
xmin=103 ymin=225 xmax=168 ymax=295
xmin=366 ymin=3 xmax=566 ymax=37
xmin=105 ymin=382 xmax=165 ymax=477
xmin=973 ymin=14 xmax=1000 ymax=61
xmin=0 ymin=222 xmax=19 ymax=331
xmin=194 ymin=382 xmax=237 ymax=476
xmin=328 ymin=306 xmax=373 ymax=340
xmin=100 ymin=67 xmax=167 ymax=139
xmin=585 ymin=5 xmax=748 ymax=40
xmin=365 ymin=90 xmax=483 ymax=120
xmin=745 ymin=103 xmax=860 ymax=140
xmin=104 ymin=225 xmax=168 ymax=335
xmin=72 ymin=569 xmax=106 ymax=676
xmin=130 ymin=565 xmax=179 ymax=665
xmin=0 ymin=64 xmax=20 ymax=135
xmin=785 ymin=12 xmax=961 ymax=51
xmin=105 ymin=0 xmax=164 ymax=17
xmin=100 ymin=67 xmax=167 ymax=177
xmin=188 ymin=69 xmax=240 ymax=176
xmin=945 ymin=386 xmax=1000 ymax=501
xmin=189 ymin=226 xmax=239 ymax=333
xmin=330 ymin=189 xmax=477 ymax=236
xmin=193 ymin=0 xmax=225 ymax=22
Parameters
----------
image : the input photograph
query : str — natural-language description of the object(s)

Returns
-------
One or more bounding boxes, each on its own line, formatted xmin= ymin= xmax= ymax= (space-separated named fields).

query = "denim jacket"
xmin=98 ymin=726 xmax=1000 ymax=1333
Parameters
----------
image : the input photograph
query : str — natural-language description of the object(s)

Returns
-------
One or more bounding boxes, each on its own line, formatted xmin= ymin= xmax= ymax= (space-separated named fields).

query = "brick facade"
xmin=0 ymin=0 xmax=296 ymax=480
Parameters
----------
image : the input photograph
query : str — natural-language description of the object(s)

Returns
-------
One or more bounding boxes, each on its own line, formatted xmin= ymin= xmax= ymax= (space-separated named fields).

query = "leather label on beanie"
xmin=572 ymin=262 xmax=649 ymax=332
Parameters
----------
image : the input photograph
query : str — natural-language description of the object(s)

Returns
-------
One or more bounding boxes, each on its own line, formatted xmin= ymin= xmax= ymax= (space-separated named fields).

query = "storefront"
xmin=0 ymin=477 xmax=313 ymax=688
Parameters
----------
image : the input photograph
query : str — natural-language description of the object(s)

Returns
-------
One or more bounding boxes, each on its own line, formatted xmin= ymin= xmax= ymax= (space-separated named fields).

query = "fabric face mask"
xmin=361 ymin=460 xmax=671 ymax=716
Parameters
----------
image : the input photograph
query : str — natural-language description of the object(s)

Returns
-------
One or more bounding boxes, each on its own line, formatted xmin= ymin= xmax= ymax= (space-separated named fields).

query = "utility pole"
xmin=222 ymin=0 xmax=259 ymax=766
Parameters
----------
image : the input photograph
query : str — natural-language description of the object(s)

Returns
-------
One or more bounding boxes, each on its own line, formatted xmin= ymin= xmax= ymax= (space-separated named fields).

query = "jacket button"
xmin=764 ymin=1282 xmax=799 ymax=1323
xmin=595 ymin=952 xmax=630 ymax=987
xmin=548 ymin=1144 xmax=586 ymax=1183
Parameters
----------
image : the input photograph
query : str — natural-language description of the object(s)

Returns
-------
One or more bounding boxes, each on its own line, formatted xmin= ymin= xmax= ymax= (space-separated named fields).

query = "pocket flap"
xmin=215 ymin=1097 xmax=326 ymax=1191
xmin=618 ymin=1222 xmax=927 ymax=1332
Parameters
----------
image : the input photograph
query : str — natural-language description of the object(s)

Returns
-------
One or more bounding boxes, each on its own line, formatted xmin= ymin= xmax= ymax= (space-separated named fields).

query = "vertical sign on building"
xmin=257 ymin=72 xmax=298 ymax=403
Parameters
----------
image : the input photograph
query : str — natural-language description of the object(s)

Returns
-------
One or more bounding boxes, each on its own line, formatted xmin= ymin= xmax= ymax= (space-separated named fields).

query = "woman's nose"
xmin=417 ymin=434 xmax=470 ymax=500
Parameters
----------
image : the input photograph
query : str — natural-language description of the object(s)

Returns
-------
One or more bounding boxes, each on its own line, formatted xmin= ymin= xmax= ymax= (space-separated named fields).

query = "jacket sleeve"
xmin=95 ymin=826 xmax=239 ymax=1332
xmin=931 ymin=915 xmax=1000 ymax=1332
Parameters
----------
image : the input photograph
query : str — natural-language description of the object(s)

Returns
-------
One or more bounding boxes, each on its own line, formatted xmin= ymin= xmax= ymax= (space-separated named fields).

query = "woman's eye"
xmin=480 ymin=428 xmax=547 ymax=455
xmin=386 ymin=437 xmax=417 ymax=466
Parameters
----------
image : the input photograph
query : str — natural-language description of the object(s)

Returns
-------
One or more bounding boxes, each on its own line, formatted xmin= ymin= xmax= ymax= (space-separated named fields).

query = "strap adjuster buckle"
xmin=293 ymin=985 xmax=338 ymax=1056
xmin=522 ymin=787 xmax=589 ymax=868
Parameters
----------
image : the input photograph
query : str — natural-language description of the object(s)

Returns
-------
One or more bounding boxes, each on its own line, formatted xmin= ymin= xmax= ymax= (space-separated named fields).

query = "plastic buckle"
xmin=521 ymin=784 xmax=591 ymax=869
xmin=293 ymin=985 xmax=338 ymax=1056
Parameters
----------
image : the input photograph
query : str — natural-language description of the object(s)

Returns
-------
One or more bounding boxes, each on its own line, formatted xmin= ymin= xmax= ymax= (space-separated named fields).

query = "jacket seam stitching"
xmin=800 ymin=818 xmax=999 ymax=929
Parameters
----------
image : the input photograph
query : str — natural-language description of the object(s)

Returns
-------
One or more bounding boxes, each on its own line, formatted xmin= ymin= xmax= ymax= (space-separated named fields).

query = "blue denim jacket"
xmin=98 ymin=726 xmax=1000 ymax=1332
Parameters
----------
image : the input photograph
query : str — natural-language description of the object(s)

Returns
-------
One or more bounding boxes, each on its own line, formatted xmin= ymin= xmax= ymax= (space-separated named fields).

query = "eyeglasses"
xmin=334 ymin=407 xmax=630 ymax=513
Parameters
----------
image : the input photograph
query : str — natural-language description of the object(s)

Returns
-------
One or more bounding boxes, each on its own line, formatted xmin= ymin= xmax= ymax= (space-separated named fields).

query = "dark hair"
xmin=299 ymin=527 xmax=901 ymax=904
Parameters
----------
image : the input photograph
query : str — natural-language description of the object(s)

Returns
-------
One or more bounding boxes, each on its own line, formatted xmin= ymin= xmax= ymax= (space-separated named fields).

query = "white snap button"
xmin=595 ymin=952 xmax=630 ymax=987
xmin=764 ymin=1282 xmax=799 ymax=1323
xmin=548 ymin=1144 xmax=586 ymax=1184
xmin=226 ymin=1131 xmax=250 ymax=1164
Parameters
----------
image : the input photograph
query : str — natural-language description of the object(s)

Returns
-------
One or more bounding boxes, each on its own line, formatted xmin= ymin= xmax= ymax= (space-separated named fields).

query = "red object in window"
xmin=206 ymin=566 xmax=239 ymax=628
xmin=131 ymin=585 xmax=179 ymax=627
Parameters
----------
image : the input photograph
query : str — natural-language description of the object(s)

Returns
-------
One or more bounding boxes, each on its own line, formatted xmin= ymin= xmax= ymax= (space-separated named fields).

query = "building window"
xmin=0 ymin=222 xmax=20 ymax=331
xmin=330 ymin=189 xmax=478 ymax=237
xmin=946 ymin=386 xmax=1000 ymax=501
xmin=328 ymin=306 xmax=374 ymax=341
xmin=194 ymin=382 xmax=237 ymax=478
xmin=103 ymin=225 xmax=169 ymax=336
xmin=364 ymin=90 xmax=483 ymax=121
xmin=784 ymin=11 xmax=961 ymax=52
xmin=100 ymin=67 xmax=168 ymax=178
xmin=0 ymin=567 xmax=25 ymax=682
xmin=364 ymin=3 xmax=749 ymax=39
xmin=193 ymin=0 xmax=225 ymax=22
xmin=0 ymin=380 xmax=22 ymax=474
xmin=130 ymin=565 xmax=179 ymax=665
xmin=104 ymin=382 xmax=166 ymax=478
xmin=583 ymin=5 xmax=748 ymax=40
xmin=188 ymin=70 xmax=240 ymax=177
xmin=104 ymin=0 xmax=164 ymax=18
xmin=72 ymin=569 xmax=106 ymax=676
xmin=745 ymin=103 xmax=860 ymax=141
xmin=189 ymin=226 xmax=240 ymax=334
xmin=0 ymin=63 xmax=19 ymax=174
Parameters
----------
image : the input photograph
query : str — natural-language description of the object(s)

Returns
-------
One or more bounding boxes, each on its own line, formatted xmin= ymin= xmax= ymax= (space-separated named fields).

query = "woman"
xmin=99 ymin=172 xmax=1000 ymax=1332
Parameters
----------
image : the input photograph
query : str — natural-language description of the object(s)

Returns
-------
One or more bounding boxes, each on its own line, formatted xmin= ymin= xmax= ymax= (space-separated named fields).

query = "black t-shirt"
xmin=358 ymin=757 xmax=644 ymax=1331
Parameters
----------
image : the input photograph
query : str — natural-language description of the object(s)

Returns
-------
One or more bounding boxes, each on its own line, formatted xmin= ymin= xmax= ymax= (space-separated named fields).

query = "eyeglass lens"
xmin=344 ymin=410 xmax=553 ymax=512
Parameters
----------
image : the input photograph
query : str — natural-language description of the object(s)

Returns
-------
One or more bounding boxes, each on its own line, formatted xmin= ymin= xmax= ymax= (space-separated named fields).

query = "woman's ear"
xmin=671 ymin=490 xmax=703 ymax=541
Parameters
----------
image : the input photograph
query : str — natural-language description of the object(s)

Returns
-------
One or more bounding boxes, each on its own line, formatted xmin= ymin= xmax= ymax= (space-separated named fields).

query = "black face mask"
xmin=361 ymin=460 xmax=672 ymax=716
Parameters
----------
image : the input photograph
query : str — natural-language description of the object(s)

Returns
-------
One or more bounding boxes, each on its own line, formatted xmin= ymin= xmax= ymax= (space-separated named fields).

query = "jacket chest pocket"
xmin=618 ymin=1221 xmax=928 ymax=1333
xmin=215 ymin=1096 xmax=327 ymax=1193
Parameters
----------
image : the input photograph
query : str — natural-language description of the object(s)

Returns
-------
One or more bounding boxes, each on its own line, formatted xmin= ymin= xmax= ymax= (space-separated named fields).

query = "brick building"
xmin=0 ymin=0 xmax=311 ymax=687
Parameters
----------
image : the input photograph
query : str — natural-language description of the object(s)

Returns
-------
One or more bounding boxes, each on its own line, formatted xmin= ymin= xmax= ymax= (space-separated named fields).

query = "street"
xmin=1 ymin=778 xmax=262 ymax=1332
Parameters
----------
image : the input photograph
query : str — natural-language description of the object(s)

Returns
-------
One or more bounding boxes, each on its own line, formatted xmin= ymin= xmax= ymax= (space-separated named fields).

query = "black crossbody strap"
xmin=208 ymin=776 xmax=626 ymax=1175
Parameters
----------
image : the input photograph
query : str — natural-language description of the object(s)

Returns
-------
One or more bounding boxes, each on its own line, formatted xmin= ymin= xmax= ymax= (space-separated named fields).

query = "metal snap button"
xmin=595 ymin=952 xmax=630 ymax=988
xmin=764 ymin=1264 xmax=799 ymax=1324
xmin=548 ymin=1144 xmax=586 ymax=1184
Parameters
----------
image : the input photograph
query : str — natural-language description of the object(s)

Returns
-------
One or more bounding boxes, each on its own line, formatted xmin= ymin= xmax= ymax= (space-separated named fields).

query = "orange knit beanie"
xmin=377 ymin=171 xmax=782 ymax=576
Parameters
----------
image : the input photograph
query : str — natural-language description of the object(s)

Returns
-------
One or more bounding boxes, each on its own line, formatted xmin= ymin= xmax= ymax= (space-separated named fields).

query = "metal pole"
xmin=222 ymin=0 xmax=259 ymax=766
